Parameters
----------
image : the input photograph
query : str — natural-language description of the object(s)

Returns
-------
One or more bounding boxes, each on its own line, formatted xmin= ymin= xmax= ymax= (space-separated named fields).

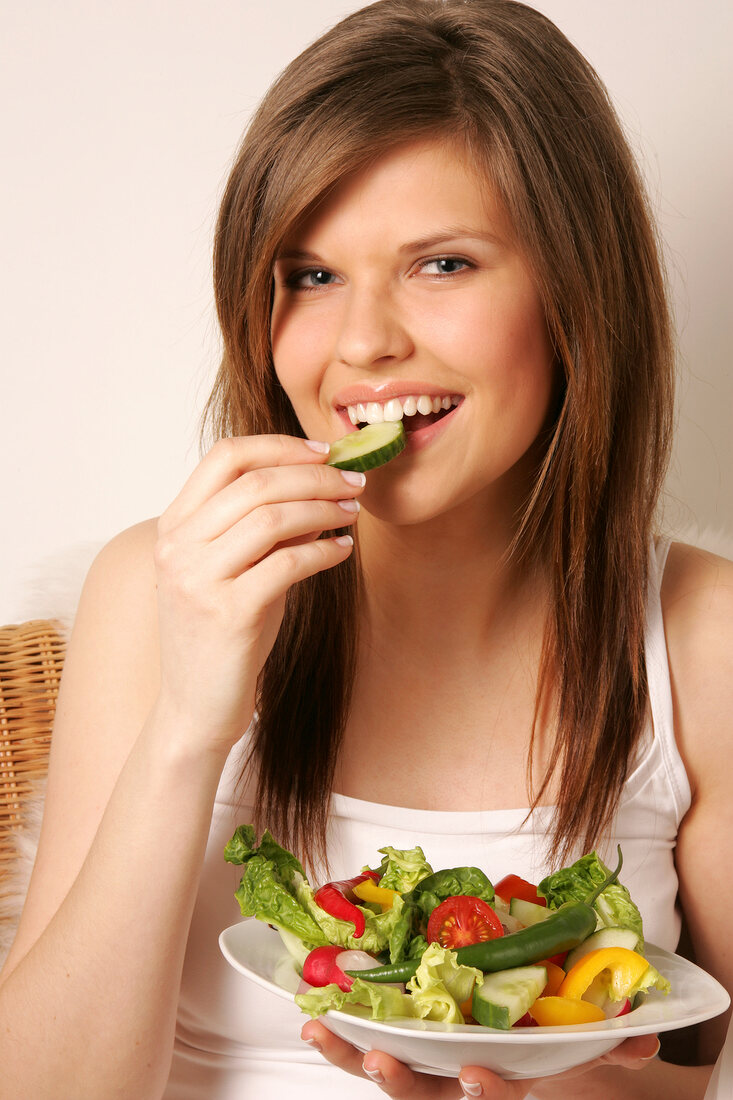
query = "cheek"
xmin=271 ymin=303 xmax=329 ymax=422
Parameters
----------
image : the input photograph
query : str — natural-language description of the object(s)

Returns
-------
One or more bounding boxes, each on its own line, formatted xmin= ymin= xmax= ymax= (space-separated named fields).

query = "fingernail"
xmin=362 ymin=1064 xmax=384 ymax=1084
xmin=340 ymin=470 xmax=366 ymax=487
xmin=334 ymin=534 xmax=354 ymax=548
xmin=337 ymin=498 xmax=360 ymax=513
xmin=460 ymin=1080 xmax=483 ymax=1097
xmin=641 ymin=1039 xmax=661 ymax=1060
xmin=304 ymin=439 xmax=331 ymax=453
xmin=303 ymin=1037 xmax=322 ymax=1052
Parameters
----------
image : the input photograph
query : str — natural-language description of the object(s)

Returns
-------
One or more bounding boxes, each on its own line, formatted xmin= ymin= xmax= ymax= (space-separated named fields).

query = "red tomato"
xmin=493 ymin=874 xmax=546 ymax=907
xmin=427 ymin=896 xmax=504 ymax=949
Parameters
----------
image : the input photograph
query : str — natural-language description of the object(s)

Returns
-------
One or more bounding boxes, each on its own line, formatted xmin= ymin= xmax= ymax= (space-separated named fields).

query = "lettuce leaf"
xmin=226 ymin=826 xmax=400 ymax=954
xmin=406 ymin=943 xmax=482 ymax=1023
xmin=376 ymin=846 xmax=433 ymax=892
xmin=231 ymin=852 xmax=329 ymax=947
xmin=411 ymin=866 xmax=495 ymax=924
xmin=295 ymin=978 xmax=417 ymax=1020
xmin=538 ymin=851 xmax=644 ymax=946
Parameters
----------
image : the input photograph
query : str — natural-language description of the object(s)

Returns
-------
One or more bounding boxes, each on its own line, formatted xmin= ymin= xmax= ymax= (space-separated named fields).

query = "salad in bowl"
xmin=223 ymin=827 xmax=670 ymax=1030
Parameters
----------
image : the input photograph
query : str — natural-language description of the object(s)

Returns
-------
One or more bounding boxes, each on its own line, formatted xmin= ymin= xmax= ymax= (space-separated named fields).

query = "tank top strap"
xmin=644 ymin=536 xmax=691 ymax=820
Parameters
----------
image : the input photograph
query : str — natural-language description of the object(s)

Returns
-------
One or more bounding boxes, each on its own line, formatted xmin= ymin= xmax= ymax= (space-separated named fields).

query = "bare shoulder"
xmin=661 ymin=541 xmax=733 ymax=791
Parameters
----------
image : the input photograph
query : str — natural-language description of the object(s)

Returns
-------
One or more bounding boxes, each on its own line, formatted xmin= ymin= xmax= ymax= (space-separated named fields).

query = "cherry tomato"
xmin=493 ymin=874 xmax=546 ymax=907
xmin=426 ymin=895 xmax=504 ymax=949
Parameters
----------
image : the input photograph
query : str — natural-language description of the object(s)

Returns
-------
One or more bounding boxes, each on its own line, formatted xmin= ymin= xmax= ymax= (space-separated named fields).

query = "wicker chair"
xmin=0 ymin=620 xmax=65 ymax=881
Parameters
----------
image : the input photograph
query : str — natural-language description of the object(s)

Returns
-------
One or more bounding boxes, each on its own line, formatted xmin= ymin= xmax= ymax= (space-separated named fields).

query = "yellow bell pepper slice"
xmin=352 ymin=878 xmax=400 ymax=911
xmin=529 ymin=996 xmax=605 ymax=1026
xmin=558 ymin=947 xmax=650 ymax=1002
xmin=540 ymin=961 xmax=566 ymax=998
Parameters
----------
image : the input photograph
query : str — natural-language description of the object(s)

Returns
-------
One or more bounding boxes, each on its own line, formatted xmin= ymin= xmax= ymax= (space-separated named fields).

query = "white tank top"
xmin=164 ymin=539 xmax=691 ymax=1099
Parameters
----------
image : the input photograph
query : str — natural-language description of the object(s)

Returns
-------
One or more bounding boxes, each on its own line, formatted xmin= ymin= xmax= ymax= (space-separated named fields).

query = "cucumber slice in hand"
xmin=327 ymin=421 xmax=406 ymax=472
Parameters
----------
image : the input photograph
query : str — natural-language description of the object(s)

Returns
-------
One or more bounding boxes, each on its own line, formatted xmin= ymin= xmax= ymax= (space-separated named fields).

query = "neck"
xmin=356 ymin=496 xmax=547 ymax=655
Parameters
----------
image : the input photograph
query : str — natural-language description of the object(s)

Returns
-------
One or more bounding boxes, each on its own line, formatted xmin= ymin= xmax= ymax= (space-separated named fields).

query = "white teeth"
xmin=343 ymin=393 xmax=462 ymax=425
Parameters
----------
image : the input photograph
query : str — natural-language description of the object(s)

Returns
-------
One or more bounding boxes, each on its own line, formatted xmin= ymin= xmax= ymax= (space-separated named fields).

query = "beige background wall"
xmin=2 ymin=0 xmax=731 ymax=623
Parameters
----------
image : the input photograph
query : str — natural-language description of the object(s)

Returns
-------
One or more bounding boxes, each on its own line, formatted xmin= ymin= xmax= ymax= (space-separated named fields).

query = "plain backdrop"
xmin=2 ymin=0 xmax=732 ymax=623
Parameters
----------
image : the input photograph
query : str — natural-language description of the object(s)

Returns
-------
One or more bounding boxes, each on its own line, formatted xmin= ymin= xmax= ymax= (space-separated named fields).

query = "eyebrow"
xmin=275 ymin=227 xmax=504 ymax=263
xmin=397 ymin=228 xmax=504 ymax=253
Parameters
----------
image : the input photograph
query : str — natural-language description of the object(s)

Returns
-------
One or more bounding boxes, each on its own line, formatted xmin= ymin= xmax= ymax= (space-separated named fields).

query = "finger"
xmin=360 ymin=1051 xmax=523 ymax=1099
xmin=180 ymin=462 xmax=365 ymax=544
xmin=210 ymin=498 xmax=359 ymax=578
xmin=600 ymin=1033 xmax=660 ymax=1068
xmin=160 ymin=435 xmax=331 ymax=531
xmin=232 ymin=533 xmax=355 ymax=607
xmin=300 ymin=1020 xmax=368 ymax=1078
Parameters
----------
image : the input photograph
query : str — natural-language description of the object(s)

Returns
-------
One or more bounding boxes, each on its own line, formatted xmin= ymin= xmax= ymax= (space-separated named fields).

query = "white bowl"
xmin=219 ymin=919 xmax=730 ymax=1080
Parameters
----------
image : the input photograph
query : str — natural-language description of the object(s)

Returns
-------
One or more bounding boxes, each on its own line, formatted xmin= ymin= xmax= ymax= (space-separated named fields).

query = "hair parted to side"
xmin=205 ymin=0 xmax=674 ymax=870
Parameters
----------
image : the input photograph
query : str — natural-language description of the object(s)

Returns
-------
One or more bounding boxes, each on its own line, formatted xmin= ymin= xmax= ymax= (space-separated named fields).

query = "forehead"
xmin=281 ymin=137 xmax=514 ymax=249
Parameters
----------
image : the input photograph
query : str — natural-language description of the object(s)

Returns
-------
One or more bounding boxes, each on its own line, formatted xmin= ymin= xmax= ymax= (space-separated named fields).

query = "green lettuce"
xmin=376 ymin=845 xmax=433 ymax=892
xmin=296 ymin=977 xmax=418 ymax=1020
xmin=630 ymin=962 xmax=671 ymax=1000
xmin=537 ymin=851 xmax=644 ymax=946
xmin=406 ymin=943 xmax=482 ymax=1023
xmin=229 ymin=851 xmax=329 ymax=947
xmin=225 ymin=826 xmax=400 ymax=954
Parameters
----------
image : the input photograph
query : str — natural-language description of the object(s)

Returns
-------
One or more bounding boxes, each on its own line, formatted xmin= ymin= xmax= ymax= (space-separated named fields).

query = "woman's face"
xmin=271 ymin=138 xmax=556 ymax=525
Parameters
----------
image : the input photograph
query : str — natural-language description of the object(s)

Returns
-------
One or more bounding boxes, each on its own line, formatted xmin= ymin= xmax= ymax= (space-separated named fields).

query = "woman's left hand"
xmin=301 ymin=1019 xmax=660 ymax=1098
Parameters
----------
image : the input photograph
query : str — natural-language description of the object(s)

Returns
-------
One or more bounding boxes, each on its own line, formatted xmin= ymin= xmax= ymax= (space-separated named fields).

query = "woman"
xmin=0 ymin=2 xmax=731 ymax=1098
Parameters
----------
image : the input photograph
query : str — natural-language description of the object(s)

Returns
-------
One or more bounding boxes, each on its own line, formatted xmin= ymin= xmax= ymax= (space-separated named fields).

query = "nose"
xmin=334 ymin=283 xmax=413 ymax=370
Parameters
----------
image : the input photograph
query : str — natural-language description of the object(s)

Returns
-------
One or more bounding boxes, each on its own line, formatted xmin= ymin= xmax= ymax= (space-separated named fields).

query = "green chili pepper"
xmin=347 ymin=847 xmax=624 ymax=984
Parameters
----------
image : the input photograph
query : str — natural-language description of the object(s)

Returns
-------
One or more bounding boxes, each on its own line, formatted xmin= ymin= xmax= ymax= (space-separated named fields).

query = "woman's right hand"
xmin=153 ymin=434 xmax=364 ymax=756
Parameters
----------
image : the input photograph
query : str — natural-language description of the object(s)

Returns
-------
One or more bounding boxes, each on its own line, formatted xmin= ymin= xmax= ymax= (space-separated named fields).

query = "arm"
xmin=0 ymin=435 xmax=364 ymax=1100
xmin=662 ymin=543 xmax=733 ymax=1062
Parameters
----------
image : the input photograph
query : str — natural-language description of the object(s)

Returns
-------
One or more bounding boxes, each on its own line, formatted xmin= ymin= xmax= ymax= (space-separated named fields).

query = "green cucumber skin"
xmin=327 ymin=422 xmax=406 ymax=472
xmin=471 ymin=965 xmax=547 ymax=1030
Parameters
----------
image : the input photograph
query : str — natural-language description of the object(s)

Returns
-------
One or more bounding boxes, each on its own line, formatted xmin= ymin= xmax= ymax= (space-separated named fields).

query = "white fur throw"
xmin=0 ymin=781 xmax=47 ymax=969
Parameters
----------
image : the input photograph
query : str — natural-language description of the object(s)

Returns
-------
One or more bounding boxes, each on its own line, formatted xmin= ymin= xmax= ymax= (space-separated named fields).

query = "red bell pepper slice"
xmin=494 ymin=874 xmax=546 ymax=907
xmin=314 ymin=870 xmax=379 ymax=938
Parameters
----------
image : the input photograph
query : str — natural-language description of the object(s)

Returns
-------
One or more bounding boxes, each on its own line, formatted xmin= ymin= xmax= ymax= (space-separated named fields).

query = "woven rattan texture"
xmin=0 ymin=621 xmax=65 ymax=874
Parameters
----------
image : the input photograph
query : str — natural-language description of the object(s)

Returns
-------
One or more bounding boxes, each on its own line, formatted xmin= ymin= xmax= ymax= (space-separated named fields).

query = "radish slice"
xmin=604 ymin=997 xmax=632 ymax=1019
xmin=335 ymin=950 xmax=380 ymax=972
xmin=303 ymin=946 xmax=353 ymax=991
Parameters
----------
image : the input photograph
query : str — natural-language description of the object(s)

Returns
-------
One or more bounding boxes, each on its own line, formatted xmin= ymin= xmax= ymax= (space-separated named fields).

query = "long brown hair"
xmin=205 ymin=0 xmax=674 ymax=868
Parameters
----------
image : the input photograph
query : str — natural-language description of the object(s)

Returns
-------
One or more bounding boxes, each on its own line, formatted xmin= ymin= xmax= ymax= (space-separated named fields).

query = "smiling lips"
xmin=343 ymin=393 xmax=463 ymax=431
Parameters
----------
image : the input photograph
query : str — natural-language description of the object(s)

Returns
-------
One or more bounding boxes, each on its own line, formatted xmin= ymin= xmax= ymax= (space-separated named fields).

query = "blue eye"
xmin=287 ymin=268 xmax=338 ymax=290
xmin=419 ymin=257 xmax=471 ymax=276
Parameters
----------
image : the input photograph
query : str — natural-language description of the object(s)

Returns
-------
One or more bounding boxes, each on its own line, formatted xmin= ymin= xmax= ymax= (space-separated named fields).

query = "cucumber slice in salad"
xmin=471 ymin=965 xmax=548 ymax=1029
xmin=563 ymin=926 xmax=642 ymax=972
xmin=327 ymin=421 xmax=406 ymax=472
xmin=509 ymin=898 xmax=551 ymax=928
